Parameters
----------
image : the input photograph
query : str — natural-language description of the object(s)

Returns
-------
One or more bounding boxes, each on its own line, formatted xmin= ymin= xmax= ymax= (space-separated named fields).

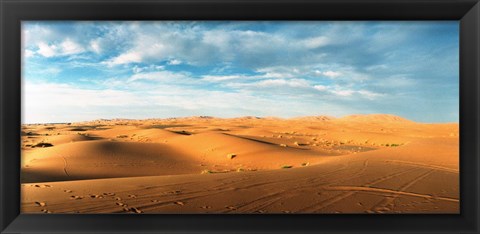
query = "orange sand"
xmin=20 ymin=114 xmax=459 ymax=214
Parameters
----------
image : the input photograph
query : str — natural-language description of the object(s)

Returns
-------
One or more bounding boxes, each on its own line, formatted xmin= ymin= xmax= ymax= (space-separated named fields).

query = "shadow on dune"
xmin=144 ymin=124 xmax=192 ymax=129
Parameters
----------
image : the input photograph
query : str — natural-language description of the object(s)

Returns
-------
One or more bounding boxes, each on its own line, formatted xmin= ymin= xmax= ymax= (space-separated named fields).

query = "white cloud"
xmin=60 ymin=39 xmax=84 ymax=55
xmin=24 ymin=82 xmax=142 ymax=107
xmin=202 ymin=75 xmax=247 ymax=82
xmin=303 ymin=36 xmax=330 ymax=49
xmin=24 ymin=49 xmax=35 ymax=58
xmin=257 ymin=79 xmax=310 ymax=88
xmin=42 ymin=67 xmax=62 ymax=76
xmin=103 ymin=29 xmax=183 ymax=66
xmin=35 ymin=39 xmax=84 ymax=58
xmin=105 ymin=52 xmax=142 ymax=66
xmin=313 ymin=85 xmax=328 ymax=91
xmin=127 ymin=70 xmax=190 ymax=83
xmin=323 ymin=71 xmax=342 ymax=78
xmin=202 ymin=71 xmax=293 ymax=82
xmin=168 ymin=59 xmax=182 ymax=65
xmin=255 ymin=67 xmax=299 ymax=79
xmin=329 ymin=88 xmax=383 ymax=99
xmin=37 ymin=42 xmax=58 ymax=57
xmin=204 ymin=71 xmax=381 ymax=100
xmin=357 ymin=90 xmax=383 ymax=99
xmin=132 ymin=65 xmax=143 ymax=73
xmin=23 ymin=80 xmax=305 ymax=123
xmin=315 ymin=70 xmax=342 ymax=78
xmin=23 ymin=81 xmax=146 ymax=123
xmin=331 ymin=89 xmax=354 ymax=97
xmin=262 ymin=71 xmax=295 ymax=79
xmin=23 ymin=26 xmax=56 ymax=47
xmin=227 ymin=79 xmax=311 ymax=90
xmin=101 ymin=24 xmax=330 ymax=68
xmin=21 ymin=22 xmax=459 ymax=123
xmin=90 ymin=39 xmax=101 ymax=53
xmin=131 ymin=64 xmax=165 ymax=74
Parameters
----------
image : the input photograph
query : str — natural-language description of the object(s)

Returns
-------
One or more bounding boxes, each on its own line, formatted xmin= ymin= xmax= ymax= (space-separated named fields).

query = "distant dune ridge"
xmin=21 ymin=114 xmax=459 ymax=214
xmin=337 ymin=114 xmax=414 ymax=123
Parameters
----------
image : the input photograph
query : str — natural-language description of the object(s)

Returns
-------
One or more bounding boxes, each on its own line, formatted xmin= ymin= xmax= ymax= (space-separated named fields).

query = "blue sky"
xmin=22 ymin=21 xmax=459 ymax=124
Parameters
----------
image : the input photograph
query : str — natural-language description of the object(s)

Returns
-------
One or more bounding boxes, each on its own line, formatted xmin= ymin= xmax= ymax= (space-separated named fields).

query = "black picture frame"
xmin=1 ymin=0 xmax=479 ymax=233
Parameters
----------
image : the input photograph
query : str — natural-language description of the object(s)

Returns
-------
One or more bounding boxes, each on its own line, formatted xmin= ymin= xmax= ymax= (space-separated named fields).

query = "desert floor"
xmin=20 ymin=114 xmax=459 ymax=214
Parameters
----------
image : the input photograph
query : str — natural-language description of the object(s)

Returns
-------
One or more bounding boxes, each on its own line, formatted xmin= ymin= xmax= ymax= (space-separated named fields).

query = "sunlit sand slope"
xmin=21 ymin=115 xmax=459 ymax=213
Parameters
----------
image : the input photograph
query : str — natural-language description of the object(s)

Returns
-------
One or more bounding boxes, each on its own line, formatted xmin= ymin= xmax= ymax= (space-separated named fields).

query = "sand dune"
xmin=22 ymin=140 xmax=204 ymax=182
xmin=21 ymin=114 xmax=459 ymax=214
xmin=336 ymin=114 xmax=415 ymax=123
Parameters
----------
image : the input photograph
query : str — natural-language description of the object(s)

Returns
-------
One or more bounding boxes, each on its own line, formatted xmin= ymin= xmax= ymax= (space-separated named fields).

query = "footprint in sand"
xmin=34 ymin=184 xmax=51 ymax=188
xmin=103 ymin=192 xmax=115 ymax=196
xmin=35 ymin=201 xmax=46 ymax=207
xmin=174 ymin=201 xmax=185 ymax=206
xmin=151 ymin=200 xmax=159 ymax=202
xmin=129 ymin=207 xmax=143 ymax=214
xmin=116 ymin=202 xmax=125 ymax=206
xmin=121 ymin=206 xmax=142 ymax=213
xmin=63 ymin=189 xmax=73 ymax=193
xmin=164 ymin=190 xmax=181 ymax=195
xmin=225 ymin=206 xmax=237 ymax=210
xmin=70 ymin=195 xmax=83 ymax=200
xmin=89 ymin=194 xmax=103 ymax=199
xmin=128 ymin=194 xmax=137 ymax=198
xmin=114 ymin=197 xmax=122 ymax=201
xmin=41 ymin=209 xmax=52 ymax=213
xmin=200 ymin=205 xmax=211 ymax=209
xmin=374 ymin=207 xmax=391 ymax=212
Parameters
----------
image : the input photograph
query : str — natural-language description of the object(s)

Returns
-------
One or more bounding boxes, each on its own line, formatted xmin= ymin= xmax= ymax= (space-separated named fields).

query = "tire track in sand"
xmin=368 ymin=169 xmax=435 ymax=213
xmin=297 ymin=167 xmax=422 ymax=212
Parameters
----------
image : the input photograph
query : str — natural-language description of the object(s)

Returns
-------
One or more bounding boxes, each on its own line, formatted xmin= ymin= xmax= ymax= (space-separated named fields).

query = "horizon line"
xmin=21 ymin=113 xmax=460 ymax=125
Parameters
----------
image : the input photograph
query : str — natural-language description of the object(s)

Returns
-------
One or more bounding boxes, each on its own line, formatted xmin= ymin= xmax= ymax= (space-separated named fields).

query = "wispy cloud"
xmin=22 ymin=21 xmax=459 ymax=123
xmin=167 ymin=59 xmax=182 ymax=65
xmin=34 ymin=39 xmax=85 ymax=58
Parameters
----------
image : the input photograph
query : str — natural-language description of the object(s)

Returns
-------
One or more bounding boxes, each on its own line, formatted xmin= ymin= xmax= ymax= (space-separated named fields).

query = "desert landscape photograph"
xmin=21 ymin=21 xmax=459 ymax=214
